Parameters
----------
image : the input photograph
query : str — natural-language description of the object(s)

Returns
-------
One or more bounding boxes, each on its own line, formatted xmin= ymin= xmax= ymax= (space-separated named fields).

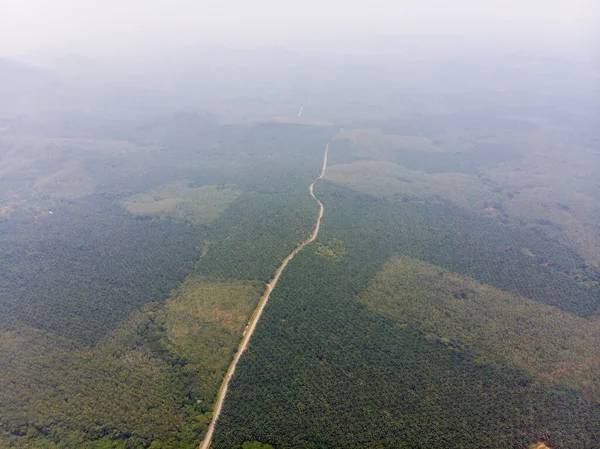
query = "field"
xmin=1 ymin=47 xmax=599 ymax=448
xmin=360 ymin=255 xmax=600 ymax=394
xmin=213 ymin=181 xmax=600 ymax=449
xmin=0 ymin=115 xmax=334 ymax=447
xmin=0 ymin=277 xmax=262 ymax=448
xmin=326 ymin=122 xmax=600 ymax=268
xmin=204 ymin=53 xmax=600 ymax=446
xmin=122 ymin=182 xmax=242 ymax=224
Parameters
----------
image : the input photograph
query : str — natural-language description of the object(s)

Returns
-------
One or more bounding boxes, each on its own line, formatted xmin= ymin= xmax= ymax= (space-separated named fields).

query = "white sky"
xmin=0 ymin=0 xmax=598 ymax=58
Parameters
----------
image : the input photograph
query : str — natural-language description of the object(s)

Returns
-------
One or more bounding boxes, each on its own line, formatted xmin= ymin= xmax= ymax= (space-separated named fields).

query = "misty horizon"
xmin=1 ymin=0 xmax=598 ymax=63
xmin=1 ymin=2 xmax=599 ymax=449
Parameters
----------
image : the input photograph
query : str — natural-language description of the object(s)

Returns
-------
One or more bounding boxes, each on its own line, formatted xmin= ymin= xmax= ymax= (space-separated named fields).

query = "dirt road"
xmin=198 ymin=142 xmax=329 ymax=449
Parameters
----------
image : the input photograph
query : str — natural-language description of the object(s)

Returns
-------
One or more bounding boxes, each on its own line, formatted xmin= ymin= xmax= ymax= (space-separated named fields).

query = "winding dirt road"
xmin=199 ymin=142 xmax=329 ymax=449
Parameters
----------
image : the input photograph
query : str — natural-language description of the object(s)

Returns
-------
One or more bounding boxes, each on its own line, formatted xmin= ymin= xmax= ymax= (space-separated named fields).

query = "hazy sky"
xmin=1 ymin=0 xmax=598 ymax=58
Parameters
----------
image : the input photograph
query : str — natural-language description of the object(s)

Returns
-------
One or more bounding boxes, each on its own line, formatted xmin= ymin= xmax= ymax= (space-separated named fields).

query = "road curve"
xmin=199 ymin=142 xmax=329 ymax=449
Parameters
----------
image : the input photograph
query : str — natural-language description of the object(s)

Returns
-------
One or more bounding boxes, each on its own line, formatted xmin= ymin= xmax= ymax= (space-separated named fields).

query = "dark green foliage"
xmin=213 ymin=244 xmax=599 ymax=448
xmin=123 ymin=112 xmax=224 ymax=150
xmin=0 ymin=120 xmax=332 ymax=345
xmin=212 ymin=181 xmax=599 ymax=449
xmin=242 ymin=442 xmax=274 ymax=449
xmin=386 ymin=143 xmax=521 ymax=174
xmin=0 ymin=120 xmax=334 ymax=448
xmin=112 ymin=118 xmax=333 ymax=196
xmin=0 ymin=196 xmax=203 ymax=344
xmin=0 ymin=276 xmax=261 ymax=449
xmin=198 ymin=192 xmax=318 ymax=282
xmin=221 ymin=123 xmax=333 ymax=194
xmin=317 ymin=181 xmax=599 ymax=317
xmin=3 ymin=104 xmax=596 ymax=448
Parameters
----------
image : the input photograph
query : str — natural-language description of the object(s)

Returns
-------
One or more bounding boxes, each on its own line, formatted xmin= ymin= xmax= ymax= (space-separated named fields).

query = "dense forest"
xmin=0 ymin=120 xmax=332 ymax=448
xmin=0 ymin=197 xmax=203 ymax=344
xmin=2 ymin=43 xmax=600 ymax=449
xmin=213 ymin=181 xmax=600 ymax=449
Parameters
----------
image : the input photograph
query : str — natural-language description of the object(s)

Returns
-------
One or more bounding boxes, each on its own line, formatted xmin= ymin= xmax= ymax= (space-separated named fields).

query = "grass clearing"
xmin=326 ymin=159 xmax=502 ymax=212
xmin=359 ymin=255 xmax=600 ymax=395
xmin=160 ymin=277 xmax=263 ymax=375
xmin=122 ymin=182 xmax=242 ymax=224
xmin=329 ymin=124 xmax=600 ymax=267
xmin=0 ymin=276 xmax=263 ymax=448
xmin=314 ymin=238 xmax=347 ymax=260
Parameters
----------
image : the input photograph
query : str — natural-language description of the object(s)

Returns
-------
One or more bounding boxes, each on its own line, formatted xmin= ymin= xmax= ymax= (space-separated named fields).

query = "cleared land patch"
xmin=326 ymin=159 xmax=501 ymax=212
xmin=0 ymin=277 xmax=262 ymax=448
xmin=329 ymin=126 xmax=600 ymax=267
xmin=122 ymin=182 xmax=242 ymax=224
xmin=314 ymin=238 xmax=347 ymax=260
xmin=359 ymin=255 xmax=600 ymax=395
xmin=159 ymin=277 xmax=264 ymax=405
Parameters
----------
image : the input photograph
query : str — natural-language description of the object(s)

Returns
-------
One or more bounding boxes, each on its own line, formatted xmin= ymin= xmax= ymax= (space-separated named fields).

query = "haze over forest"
xmin=1 ymin=1 xmax=599 ymax=448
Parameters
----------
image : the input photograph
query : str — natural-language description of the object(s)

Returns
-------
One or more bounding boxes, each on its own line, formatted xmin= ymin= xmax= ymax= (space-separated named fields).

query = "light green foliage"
xmin=326 ymin=159 xmax=501 ymax=211
xmin=0 ymin=319 xmax=185 ymax=447
xmin=158 ymin=277 xmax=264 ymax=402
xmin=315 ymin=238 xmax=347 ymax=260
xmin=0 ymin=120 xmax=332 ymax=447
xmin=122 ymin=182 xmax=242 ymax=225
xmin=328 ymin=123 xmax=600 ymax=267
xmin=331 ymin=127 xmax=480 ymax=159
xmin=4 ymin=50 xmax=600 ymax=449
xmin=0 ymin=137 xmax=157 ymax=213
xmin=213 ymin=181 xmax=600 ymax=449
xmin=200 ymin=240 xmax=216 ymax=257
xmin=0 ymin=277 xmax=263 ymax=448
xmin=521 ymin=247 xmax=536 ymax=257
xmin=360 ymin=255 xmax=600 ymax=394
